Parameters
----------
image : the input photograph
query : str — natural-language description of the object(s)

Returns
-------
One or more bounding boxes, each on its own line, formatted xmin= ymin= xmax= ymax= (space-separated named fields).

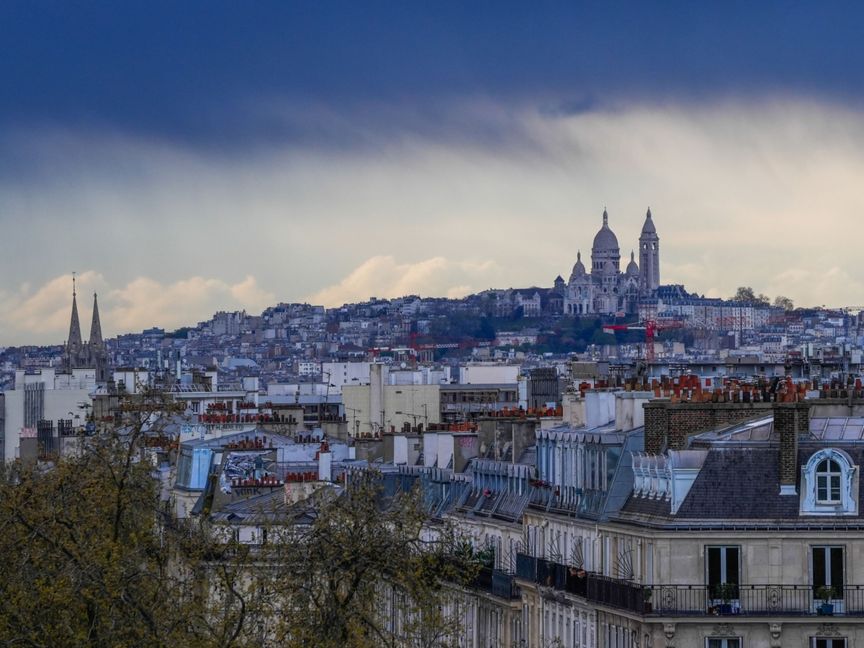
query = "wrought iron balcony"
xmin=515 ymin=553 xmax=864 ymax=617
xmin=469 ymin=566 xmax=520 ymax=600
xmin=645 ymin=584 xmax=864 ymax=617
xmin=446 ymin=561 xmax=520 ymax=601
xmin=491 ymin=570 xmax=521 ymax=600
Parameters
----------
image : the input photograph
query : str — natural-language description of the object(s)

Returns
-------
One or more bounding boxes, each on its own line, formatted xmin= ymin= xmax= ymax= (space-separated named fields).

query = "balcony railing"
xmin=447 ymin=561 xmax=520 ymax=601
xmin=514 ymin=554 xmax=864 ymax=617
xmin=466 ymin=566 xmax=520 ymax=600
xmin=491 ymin=570 xmax=521 ymax=600
xmin=645 ymin=584 xmax=864 ymax=617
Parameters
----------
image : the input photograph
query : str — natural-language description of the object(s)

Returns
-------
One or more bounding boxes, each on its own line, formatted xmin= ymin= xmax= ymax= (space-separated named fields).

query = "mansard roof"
xmin=618 ymin=444 xmax=864 ymax=529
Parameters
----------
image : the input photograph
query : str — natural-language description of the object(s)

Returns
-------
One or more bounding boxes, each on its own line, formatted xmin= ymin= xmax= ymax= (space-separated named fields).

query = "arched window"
xmin=800 ymin=449 xmax=858 ymax=516
xmin=816 ymin=458 xmax=842 ymax=503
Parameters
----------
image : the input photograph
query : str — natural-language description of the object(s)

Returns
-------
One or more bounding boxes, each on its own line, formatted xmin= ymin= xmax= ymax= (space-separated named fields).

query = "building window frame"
xmin=706 ymin=639 xmax=741 ymax=648
xmin=705 ymin=545 xmax=740 ymax=605
xmin=811 ymin=639 xmax=847 ymax=648
xmin=816 ymin=458 xmax=842 ymax=504
xmin=811 ymin=545 xmax=845 ymax=604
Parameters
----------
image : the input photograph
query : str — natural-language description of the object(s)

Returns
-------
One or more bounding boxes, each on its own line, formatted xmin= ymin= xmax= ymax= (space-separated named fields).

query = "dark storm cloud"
xmin=1 ymin=1 xmax=863 ymax=149
xmin=5 ymin=1 xmax=864 ymax=345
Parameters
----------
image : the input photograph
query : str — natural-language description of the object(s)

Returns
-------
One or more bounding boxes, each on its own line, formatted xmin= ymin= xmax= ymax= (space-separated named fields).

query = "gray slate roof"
xmin=618 ymin=445 xmax=864 ymax=528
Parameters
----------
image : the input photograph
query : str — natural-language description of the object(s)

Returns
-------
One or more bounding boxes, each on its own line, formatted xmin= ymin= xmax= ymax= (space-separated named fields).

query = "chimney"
xmin=644 ymin=398 xmax=775 ymax=455
xmin=644 ymin=401 xmax=670 ymax=454
xmin=317 ymin=441 xmax=332 ymax=482
xmin=774 ymin=403 xmax=808 ymax=495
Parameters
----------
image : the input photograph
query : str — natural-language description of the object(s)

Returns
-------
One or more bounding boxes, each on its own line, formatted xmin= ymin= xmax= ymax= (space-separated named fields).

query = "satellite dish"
xmin=400 ymin=362 xmax=407 ymax=369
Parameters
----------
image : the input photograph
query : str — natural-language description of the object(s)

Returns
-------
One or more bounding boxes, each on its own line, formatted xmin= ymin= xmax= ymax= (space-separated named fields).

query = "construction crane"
xmin=367 ymin=336 xmax=488 ymax=358
xmin=602 ymin=320 xmax=686 ymax=363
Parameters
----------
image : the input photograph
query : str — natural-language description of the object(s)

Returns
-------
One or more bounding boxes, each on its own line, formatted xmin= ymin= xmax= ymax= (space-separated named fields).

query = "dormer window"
xmin=800 ymin=449 xmax=859 ymax=516
xmin=816 ymin=459 xmax=842 ymax=504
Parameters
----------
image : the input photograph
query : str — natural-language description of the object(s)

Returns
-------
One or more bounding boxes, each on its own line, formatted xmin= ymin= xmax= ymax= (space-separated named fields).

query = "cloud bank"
xmin=0 ymin=273 xmax=274 ymax=345
xmin=307 ymin=256 xmax=500 ymax=307
xmin=4 ymin=98 xmax=864 ymax=342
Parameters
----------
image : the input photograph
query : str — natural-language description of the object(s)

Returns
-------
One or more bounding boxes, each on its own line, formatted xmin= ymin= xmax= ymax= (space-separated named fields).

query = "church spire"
xmin=67 ymin=275 xmax=82 ymax=348
xmin=89 ymin=292 xmax=103 ymax=347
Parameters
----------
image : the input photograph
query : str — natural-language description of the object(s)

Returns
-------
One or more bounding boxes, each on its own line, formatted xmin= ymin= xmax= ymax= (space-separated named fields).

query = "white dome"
xmin=592 ymin=209 xmax=620 ymax=253
xmin=626 ymin=251 xmax=639 ymax=276
xmin=569 ymin=251 xmax=586 ymax=282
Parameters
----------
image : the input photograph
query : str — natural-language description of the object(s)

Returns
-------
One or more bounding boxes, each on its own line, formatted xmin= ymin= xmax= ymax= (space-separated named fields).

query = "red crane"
xmin=602 ymin=320 xmax=685 ymax=362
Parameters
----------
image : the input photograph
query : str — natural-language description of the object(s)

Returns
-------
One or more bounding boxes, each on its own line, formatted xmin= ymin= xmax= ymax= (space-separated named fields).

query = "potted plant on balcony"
xmin=642 ymin=588 xmax=653 ymax=614
xmin=712 ymin=582 xmax=737 ymax=615
xmin=816 ymin=585 xmax=837 ymax=616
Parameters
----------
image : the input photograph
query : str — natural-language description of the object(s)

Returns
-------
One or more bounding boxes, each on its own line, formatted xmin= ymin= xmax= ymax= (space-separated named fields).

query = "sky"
xmin=3 ymin=2 xmax=864 ymax=345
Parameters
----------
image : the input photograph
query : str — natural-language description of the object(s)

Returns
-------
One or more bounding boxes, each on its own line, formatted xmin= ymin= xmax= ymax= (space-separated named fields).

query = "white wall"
xmin=436 ymin=433 xmax=454 ymax=470
xmin=322 ymin=361 xmax=372 ymax=389
xmin=584 ymin=391 xmax=615 ymax=429
xmin=423 ymin=433 xmax=438 ymax=467
xmin=4 ymin=385 xmax=92 ymax=461
xmin=113 ymin=369 xmax=149 ymax=394
xmin=614 ymin=391 xmax=653 ymax=431
xmin=459 ymin=363 xmax=520 ymax=385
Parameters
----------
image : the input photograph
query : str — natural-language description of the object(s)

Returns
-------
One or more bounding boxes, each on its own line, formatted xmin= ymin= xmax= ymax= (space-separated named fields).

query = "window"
xmin=706 ymin=546 xmax=740 ymax=598
xmin=812 ymin=639 xmax=846 ymax=648
xmin=816 ymin=459 xmax=842 ymax=503
xmin=707 ymin=640 xmax=741 ymax=648
xmin=801 ymin=449 xmax=858 ymax=516
xmin=812 ymin=546 xmax=844 ymax=599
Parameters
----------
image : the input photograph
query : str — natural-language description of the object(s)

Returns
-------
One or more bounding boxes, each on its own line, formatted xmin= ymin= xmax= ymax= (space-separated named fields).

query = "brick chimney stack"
xmin=773 ymin=402 xmax=809 ymax=495
xmin=643 ymin=400 xmax=774 ymax=455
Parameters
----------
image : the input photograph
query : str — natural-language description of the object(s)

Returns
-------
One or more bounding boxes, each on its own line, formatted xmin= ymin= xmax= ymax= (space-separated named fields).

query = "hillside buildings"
xmin=7 ymin=261 xmax=864 ymax=647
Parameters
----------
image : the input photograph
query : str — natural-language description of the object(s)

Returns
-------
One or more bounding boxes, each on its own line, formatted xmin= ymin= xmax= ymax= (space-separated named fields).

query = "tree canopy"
xmin=774 ymin=295 xmax=794 ymax=311
xmin=732 ymin=286 xmax=771 ymax=305
xmin=0 ymin=392 xmax=470 ymax=648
